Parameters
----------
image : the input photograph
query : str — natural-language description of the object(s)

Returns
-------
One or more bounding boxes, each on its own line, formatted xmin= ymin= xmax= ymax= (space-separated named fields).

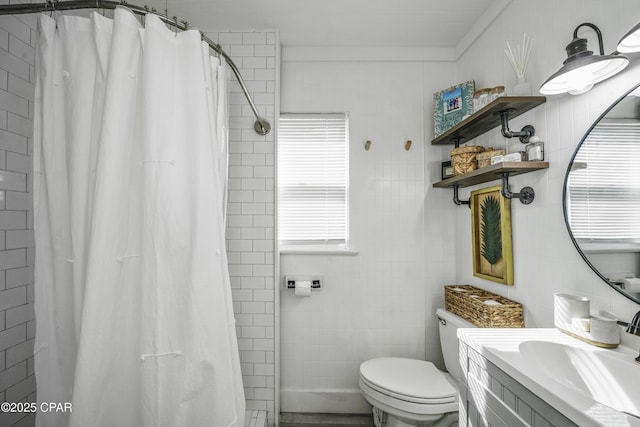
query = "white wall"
xmin=0 ymin=13 xmax=37 ymax=427
xmin=452 ymin=0 xmax=640 ymax=326
xmin=278 ymin=0 xmax=640 ymax=417
xmin=279 ymin=60 xmax=456 ymax=413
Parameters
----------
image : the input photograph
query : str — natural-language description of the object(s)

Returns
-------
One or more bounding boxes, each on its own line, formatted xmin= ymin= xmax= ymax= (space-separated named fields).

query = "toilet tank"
xmin=436 ymin=308 xmax=475 ymax=383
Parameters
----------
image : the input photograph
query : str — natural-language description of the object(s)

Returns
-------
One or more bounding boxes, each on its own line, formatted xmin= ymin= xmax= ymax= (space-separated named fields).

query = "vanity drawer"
xmin=460 ymin=343 xmax=578 ymax=427
xmin=465 ymin=374 xmax=526 ymax=427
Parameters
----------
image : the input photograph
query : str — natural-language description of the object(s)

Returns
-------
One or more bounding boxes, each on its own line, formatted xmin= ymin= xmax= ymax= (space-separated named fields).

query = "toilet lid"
xmin=360 ymin=358 xmax=456 ymax=404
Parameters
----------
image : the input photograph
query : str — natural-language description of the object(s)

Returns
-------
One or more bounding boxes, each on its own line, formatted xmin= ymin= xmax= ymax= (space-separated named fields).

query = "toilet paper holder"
xmin=285 ymin=276 xmax=322 ymax=290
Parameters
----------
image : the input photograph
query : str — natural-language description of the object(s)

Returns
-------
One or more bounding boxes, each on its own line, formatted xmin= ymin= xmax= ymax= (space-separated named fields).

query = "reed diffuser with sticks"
xmin=505 ymin=34 xmax=533 ymax=95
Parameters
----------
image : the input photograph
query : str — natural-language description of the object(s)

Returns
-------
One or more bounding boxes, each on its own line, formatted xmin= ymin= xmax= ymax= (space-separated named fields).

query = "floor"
xmin=280 ymin=413 xmax=375 ymax=427
xmin=245 ymin=410 xmax=269 ymax=427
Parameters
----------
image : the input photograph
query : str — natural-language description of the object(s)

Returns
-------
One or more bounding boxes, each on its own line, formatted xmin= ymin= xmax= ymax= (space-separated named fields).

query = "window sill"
xmin=578 ymin=241 xmax=640 ymax=254
xmin=279 ymin=244 xmax=359 ymax=256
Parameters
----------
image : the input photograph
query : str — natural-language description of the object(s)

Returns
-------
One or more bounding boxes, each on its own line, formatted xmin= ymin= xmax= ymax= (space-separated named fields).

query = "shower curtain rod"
xmin=0 ymin=0 xmax=272 ymax=136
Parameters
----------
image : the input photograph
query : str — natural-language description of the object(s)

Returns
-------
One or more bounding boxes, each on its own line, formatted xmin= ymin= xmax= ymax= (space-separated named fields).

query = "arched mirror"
xmin=564 ymin=82 xmax=640 ymax=305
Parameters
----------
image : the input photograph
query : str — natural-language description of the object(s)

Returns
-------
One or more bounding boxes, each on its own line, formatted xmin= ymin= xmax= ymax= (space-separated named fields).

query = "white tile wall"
xmin=204 ymin=30 xmax=279 ymax=426
xmin=0 ymin=12 xmax=36 ymax=427
xmin=452 ymin=0 xmax=640 ymax=324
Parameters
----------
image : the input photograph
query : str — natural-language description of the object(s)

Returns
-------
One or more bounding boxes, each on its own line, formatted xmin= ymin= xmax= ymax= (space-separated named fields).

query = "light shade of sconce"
xmin=617 ymin=22 xmax=640 ymax=53
xmin=540 ymin=23 xmax=629 ymax=96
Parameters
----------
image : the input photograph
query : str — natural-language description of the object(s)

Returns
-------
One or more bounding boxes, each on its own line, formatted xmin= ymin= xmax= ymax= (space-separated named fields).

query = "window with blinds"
xmin=567 ymin=119 xmax=640 ymax=241
xmin=278 ymin=113 xmax=349 ymax=244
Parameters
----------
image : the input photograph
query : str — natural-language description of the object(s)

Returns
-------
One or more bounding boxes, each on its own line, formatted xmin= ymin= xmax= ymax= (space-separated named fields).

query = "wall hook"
xmin=364 ymin=140 xmax=372 ymax=151
xmin=405 ymin=140 xmax=412 ymax=151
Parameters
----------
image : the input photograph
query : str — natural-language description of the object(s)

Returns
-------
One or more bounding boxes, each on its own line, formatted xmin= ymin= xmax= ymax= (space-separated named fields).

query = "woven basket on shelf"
xmin=476 ymin=148 xmax=505 ymax=168
xmin=450 ymin=146 xmax=484 ymax=175
xmin=444 ymin=284 xmax=524 ymax=328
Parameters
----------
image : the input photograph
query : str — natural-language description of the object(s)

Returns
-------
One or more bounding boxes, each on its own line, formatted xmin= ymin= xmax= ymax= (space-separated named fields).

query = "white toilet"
xmin=359 ymin=308 xmax=475 ymax=427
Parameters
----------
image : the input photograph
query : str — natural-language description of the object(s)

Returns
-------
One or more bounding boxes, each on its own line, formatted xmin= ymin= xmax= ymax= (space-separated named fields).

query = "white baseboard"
xmin=280 ymin=388 xmax=371 ymax=414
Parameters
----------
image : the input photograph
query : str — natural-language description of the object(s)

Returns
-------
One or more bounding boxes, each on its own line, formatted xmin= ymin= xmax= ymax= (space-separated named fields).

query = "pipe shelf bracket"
xmin=500 ymin=172 xmax=535 ymax=204
xmin=452 ymin=185 xmax=471 ymax=208
xmin=499 ymin=109 xmax=535 ymax=143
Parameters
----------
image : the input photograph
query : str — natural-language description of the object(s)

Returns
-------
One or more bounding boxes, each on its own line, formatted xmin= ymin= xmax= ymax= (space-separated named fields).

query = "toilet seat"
xmin=358 ymin=357 xmax=458 ymax=419
xmin=360 ymin=357 xmax=456 ymax=404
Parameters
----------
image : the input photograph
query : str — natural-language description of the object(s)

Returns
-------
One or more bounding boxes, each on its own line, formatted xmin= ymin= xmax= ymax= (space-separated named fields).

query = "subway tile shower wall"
xmin=0 ymin=13 xmax=38 ymax=427
xmin=205 ymin=30 xmax=278 ymax=425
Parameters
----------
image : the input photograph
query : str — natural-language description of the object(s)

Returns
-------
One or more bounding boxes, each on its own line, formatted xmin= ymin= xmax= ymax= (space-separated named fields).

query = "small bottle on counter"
xmin=525 ymin=136 xmax=544 ymax=161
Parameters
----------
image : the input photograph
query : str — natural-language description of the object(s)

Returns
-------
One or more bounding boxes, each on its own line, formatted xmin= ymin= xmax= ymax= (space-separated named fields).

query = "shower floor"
xmin=280 ymin=413 xmax=374 ymax=427
xmin=246 ymin=410 xmax=268 ymax=427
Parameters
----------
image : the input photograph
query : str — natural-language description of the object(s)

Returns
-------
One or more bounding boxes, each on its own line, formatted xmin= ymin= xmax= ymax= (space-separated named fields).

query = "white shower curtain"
xmin=33 ymin=7 xmax=243 ymax=427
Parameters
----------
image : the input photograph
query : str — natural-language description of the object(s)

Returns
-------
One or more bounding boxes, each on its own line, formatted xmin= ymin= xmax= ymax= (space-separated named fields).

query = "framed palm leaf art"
xmin=470 ymin=185 xmax=514 ymax=285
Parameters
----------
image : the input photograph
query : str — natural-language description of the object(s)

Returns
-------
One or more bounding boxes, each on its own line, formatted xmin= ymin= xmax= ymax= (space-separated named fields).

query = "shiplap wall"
xmin=453 ymin=0 xmax=640 ymax=325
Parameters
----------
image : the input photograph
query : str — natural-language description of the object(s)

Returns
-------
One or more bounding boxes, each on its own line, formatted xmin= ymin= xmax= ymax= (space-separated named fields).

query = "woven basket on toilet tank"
xmin=444 ymin=284 xmax=524 ymax=328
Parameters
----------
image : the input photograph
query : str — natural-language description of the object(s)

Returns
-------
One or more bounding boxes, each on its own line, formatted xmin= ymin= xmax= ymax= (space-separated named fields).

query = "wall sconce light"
xmin=617 ymin=22 xmax=640 ymax=53
xmin=540 ymin=23 xmax=629 ymax=96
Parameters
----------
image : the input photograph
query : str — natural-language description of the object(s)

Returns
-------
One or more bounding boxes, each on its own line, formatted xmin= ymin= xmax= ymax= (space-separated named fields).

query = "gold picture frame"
xmin=470 ymin=185 xmax=514 ymax=285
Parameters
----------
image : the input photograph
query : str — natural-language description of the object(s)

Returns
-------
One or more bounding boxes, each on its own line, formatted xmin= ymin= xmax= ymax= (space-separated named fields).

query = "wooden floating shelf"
xmin=433 ymin=162 xmax=549 ymax=188
xmin=432 ymin=96 xmax=546 ymax=145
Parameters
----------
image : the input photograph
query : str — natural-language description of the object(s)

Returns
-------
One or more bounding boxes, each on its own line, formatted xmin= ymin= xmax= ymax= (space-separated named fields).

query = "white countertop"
xmin=458 ymin=328 xmax=640 ymax=427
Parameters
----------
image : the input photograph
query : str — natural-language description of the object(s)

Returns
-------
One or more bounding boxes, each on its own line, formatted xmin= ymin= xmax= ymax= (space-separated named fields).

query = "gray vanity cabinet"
xmin=458 ymin=342 xmax=578 ymax=427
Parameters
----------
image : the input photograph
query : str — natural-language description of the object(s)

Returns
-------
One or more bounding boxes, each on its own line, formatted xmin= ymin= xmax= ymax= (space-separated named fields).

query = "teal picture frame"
xmin=433 ymin=80 xmax=475 ymax=138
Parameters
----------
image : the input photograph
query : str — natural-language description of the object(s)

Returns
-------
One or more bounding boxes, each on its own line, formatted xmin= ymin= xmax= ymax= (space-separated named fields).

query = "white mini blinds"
xmin=567 ymin=119 xmax=640 ymax=240
xmin=278 ymin=113 xmax=349 ymax=244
